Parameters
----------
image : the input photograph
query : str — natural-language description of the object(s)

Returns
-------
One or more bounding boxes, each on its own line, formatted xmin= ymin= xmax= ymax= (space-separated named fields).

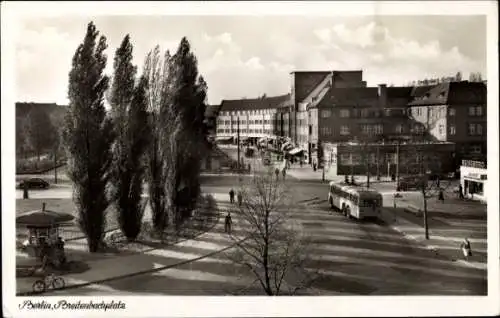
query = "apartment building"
xmin=408 ymin=81 xmax=487 ymax=166
xmin=288 ymin=71 xmax=367 ymax=160
xmin=216 ymin=94 xmax=290 ymax=144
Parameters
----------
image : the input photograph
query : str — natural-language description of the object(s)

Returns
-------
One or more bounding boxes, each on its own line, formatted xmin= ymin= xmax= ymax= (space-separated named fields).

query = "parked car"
xmin=17 ymin=178 xmax=50 ymax=190
xmin=398 ymin=176 xmax=425 ymax=191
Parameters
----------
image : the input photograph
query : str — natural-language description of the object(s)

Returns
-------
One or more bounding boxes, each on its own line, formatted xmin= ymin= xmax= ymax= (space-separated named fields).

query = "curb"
xmin=378 ymin=210 xmax=486 ymax=270
xmin=18 ymin=223 xmax=247 ymax=297
xmin=17 ymin=207 xmax=223 ymax=296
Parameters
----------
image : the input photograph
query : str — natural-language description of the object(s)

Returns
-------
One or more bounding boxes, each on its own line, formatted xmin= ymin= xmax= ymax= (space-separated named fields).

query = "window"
xmin=374 ymin=124 xmax=383 ymax=135
xmin=321 ymin=110 xmax=331 ymax=118
xmin=468 ymin=123 xmax=476 ymax=135
xmin=448 ymin=108 xmax=456 ymax=116
xmin=320 ymin=127 xmax=332 ymax=136
xmin=395 ymin=124 xmax=403 ymax=134
xmin=360 ymin=109 xmax=370 ymax=118
xmin=439 ymin=124 xmax=444 ymax=135
xmin=449 ymin=125 xmax=456 ymax=135
xmin=470 ymin=145 xmax=482 ymax=154
xmin=340 ymin=153 xmax=350 ymax=164
xmin=476 ymin=106 xmax=483 ymax=116
xmin=340 ymin=125 xmax=350 ymax=135
xmin=468 ymin=106 xmax=476 ymax=116
xmin=477 ymin=124 xmax=483 ymax=135
xmin=351 ymin=154 xmax=361 ymax=165
xmin=361 ymin=125 xmax=372 ymax=135
xmin=340 ymin=109 xmax=350 ymax=118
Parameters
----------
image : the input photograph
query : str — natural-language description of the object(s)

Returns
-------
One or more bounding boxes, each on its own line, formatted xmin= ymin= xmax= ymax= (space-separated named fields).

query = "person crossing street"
xmin=229 ymin=188 xmax=235 ymax=204
xmin=224 ymin=212 xmax=233 ymax=235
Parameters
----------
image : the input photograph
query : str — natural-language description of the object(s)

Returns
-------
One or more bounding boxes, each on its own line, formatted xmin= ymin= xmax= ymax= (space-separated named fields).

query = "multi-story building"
xmin=288 ymin=71 xmax=367 ymax=160
xmin=407 ymin=81 xmax=487 ymax=166
xmin=216 ymin=94 xmax=290 ymax=144
xmin=213 ymin=70 xmax=486 ymax=176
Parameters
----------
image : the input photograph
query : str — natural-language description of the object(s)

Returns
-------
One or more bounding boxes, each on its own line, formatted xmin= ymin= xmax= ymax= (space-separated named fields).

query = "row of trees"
xmin=63 ymin=22 xmax=208 ymax=252
xmin=17 ymin=107 xmax=60 ymax=163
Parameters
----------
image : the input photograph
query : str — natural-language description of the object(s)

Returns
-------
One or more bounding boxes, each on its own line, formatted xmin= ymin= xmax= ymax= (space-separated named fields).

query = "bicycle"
xmin=32 ymin=273 xmax=65 ymax=293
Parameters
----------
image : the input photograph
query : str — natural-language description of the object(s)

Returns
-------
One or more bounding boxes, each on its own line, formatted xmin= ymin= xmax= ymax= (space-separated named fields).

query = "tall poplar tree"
xmin=109 ymin=35 xmax=149 ymax=241
xmin=167 ymin=37 xmax=208 ymax=227
xmin=63 ymin=22 xmax=114 ymax=252
xmin=144 ymin=46 xmax=171 ymax=233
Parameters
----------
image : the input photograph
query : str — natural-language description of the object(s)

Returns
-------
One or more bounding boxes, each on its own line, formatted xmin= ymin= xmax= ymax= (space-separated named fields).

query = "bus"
xmin=327 ymin=181 xmax=383 ymax=220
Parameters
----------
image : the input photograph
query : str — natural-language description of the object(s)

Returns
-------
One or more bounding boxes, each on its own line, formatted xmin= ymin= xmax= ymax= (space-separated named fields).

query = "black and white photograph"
xmin=2 ymin=1 xmax=498 ymax=317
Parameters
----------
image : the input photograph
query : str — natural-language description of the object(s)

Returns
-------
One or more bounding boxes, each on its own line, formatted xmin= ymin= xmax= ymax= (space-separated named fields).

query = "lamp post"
xmin=237 ymin=116 xmax=240 ymax=171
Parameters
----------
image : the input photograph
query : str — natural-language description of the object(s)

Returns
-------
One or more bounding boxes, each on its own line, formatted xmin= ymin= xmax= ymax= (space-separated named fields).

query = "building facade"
xmin=213 ymin=70 xmax=487 ymax=174
xmin=216 ymin=94 xmax=290 ymax=143
xmin=407 ymin=81 xmax=487 ymax=167
xmin=323 ymin=141 xmax=456 ymax=179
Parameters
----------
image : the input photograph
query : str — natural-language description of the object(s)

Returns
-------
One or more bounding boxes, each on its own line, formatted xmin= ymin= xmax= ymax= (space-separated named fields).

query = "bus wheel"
xmin=329 ymin=198 xmax=334 ymax=209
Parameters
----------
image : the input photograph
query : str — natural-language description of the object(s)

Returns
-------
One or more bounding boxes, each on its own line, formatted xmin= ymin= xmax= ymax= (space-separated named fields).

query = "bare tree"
xmin=226 ymin=171 xmax=319 ymax=295
xmin=401 ymin=144 xmax=453 ymax=239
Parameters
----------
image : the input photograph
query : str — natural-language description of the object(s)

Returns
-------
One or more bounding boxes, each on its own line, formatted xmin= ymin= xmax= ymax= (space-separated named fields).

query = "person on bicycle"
xmin=229 ymin=188 xmax=235 ymax=204
xmin=224 ymin=212 xmax=233 ymax=234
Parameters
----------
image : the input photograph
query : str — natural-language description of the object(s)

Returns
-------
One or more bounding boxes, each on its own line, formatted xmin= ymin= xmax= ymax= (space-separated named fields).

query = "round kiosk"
xmin=16 ymin=203 xmax=74 ymax=268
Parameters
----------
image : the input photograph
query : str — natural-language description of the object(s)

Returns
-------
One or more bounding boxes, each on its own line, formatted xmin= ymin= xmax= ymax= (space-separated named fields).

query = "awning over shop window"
xmin=215 ymin=136 xmax=233 ymax=142
xmin=289 ymin=148 xmax=304 ymax=156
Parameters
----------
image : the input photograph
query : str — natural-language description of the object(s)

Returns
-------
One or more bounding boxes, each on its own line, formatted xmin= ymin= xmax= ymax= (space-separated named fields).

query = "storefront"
xmin=460 ymin=160 xmax=487 ymax=202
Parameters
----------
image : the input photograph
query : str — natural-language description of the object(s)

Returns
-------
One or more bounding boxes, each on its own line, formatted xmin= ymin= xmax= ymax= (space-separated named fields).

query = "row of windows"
xmin=410 ymin=106 xmax=483 ymax=117
xmin=217 ymin=119 xmax=275 ymax=125
xmin=219 ymin=109 xmax=275 ymax=116
xmin=216 ymin=128 xmax=273 ymax=134
xmin=320 ymin=108 xmax=408 ymax=119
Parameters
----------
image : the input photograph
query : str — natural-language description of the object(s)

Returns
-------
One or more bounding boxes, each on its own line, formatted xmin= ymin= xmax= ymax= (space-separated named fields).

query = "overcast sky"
xmin=15 ymin=15 xmax=486 ymax=105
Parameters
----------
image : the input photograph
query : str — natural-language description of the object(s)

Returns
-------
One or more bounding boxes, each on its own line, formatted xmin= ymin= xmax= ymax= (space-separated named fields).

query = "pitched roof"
xmin=408 ymin=81 xmax=486 ymax=106
xmin=219 ymin=94 xmax=291 ymax=112
xmin=317 ymin=86 xmax=414 ymax=108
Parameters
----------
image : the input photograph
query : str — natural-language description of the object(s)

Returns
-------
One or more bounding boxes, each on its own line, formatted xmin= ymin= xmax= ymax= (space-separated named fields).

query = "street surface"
xmin=17 ymin=171 xmax=487 ymax=296
xmin=39 ymin=197 xmax=486 ymax=295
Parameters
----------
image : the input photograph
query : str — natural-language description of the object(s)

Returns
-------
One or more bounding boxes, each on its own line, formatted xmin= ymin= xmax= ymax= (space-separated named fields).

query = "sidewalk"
xmin=379 ymin=193 xmax=487 ymax=270
xmin=16 ymin=195 xmax=245 ymax=296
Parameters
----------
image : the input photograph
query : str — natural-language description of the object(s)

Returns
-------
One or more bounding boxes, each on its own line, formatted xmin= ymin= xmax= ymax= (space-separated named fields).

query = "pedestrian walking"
xmin=458 ymin=184 xmax=464 ymax=200
xmin=237 ymin=191 xmax=243 ymax=207
xmin=313 ymin=161 xmax=317 ymax=171
xmin=224 ymin=212 xmax=233 ymax=234
xmin=300 ymin=160 xmax=303 ymax=168
xmin=438 ymin=189 xmax=445 ymax=202
xmin=275 ymin=168 xmax=280 ymax=179
xmin=460 ymin=238 xmax=472 ymax=259
xmin=229 ymin=188 xmax=235 ymax=204
xmin=282 ymin=168 xmax=286 ymax=180
xmin=23 ymin=182 xmax=29 ymax=199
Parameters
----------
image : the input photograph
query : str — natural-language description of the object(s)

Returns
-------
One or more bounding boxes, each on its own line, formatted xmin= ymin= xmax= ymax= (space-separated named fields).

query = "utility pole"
xmin=396 ymin=141 xmax=400 ymax=191
xmin=54 ymin=146 xmax=58 ymax=184
xmin=376 ymin=143 xmax=380 ymax=181
xmin=366 ymin=144 xmax=370 ymax=188
xmin=237 ymin=117 xmax=240 ymax=170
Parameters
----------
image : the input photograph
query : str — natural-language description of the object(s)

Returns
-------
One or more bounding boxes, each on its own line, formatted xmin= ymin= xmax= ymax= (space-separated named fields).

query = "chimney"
xmin=42 ymin=202 xmax=46 ymax=211
xmin=378 ymin=84 xmax=387 ymax=107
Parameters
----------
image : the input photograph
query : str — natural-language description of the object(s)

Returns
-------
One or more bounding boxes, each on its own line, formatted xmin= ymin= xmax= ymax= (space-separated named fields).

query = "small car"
xmin=17 ymin=178 xmax=50 ymax=190
xmin=398 ymin=176 xmax=425 ymax=191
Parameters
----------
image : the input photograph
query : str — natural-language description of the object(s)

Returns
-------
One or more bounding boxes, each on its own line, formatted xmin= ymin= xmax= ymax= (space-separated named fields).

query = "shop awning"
xmin=215 ymin=136 xmax=233 ymax=142
xmin=289 ymin=148 xmax=303 ymax=156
